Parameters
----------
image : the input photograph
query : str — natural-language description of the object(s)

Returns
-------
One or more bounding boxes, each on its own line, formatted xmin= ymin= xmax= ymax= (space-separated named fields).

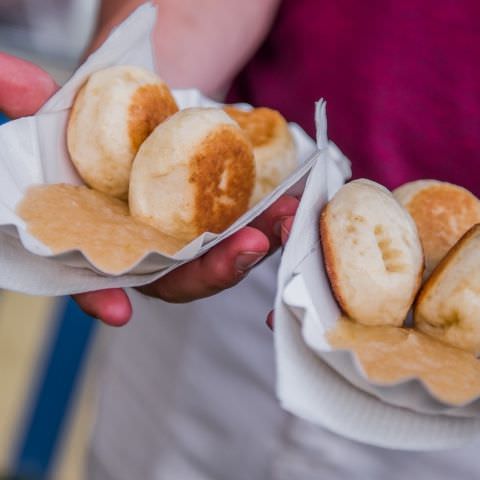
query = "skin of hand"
xmin=0 ymin=48 xmax=298 ymax=327
xmin=266 ymin=216 xmax=294 ymax=330
xmin=91 ymin=0 xmax=281 ymax=97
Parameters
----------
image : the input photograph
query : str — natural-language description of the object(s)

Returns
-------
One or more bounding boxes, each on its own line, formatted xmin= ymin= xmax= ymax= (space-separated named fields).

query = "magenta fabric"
xmin=227 ymin=0 xmax=480 ymax=194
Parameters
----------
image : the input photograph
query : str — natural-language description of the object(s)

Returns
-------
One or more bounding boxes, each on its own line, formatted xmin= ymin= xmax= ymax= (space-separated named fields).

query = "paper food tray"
xmin=274 ymin=138 xmax=480 ymax=450
xmin=0 ymin=3 xmax=318 ymax=294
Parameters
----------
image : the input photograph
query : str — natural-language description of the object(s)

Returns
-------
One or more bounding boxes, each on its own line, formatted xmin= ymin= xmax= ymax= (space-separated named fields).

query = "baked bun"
xmin=224 ymin=106 xmax=296 ymax=206
xmin=67 ymin=65 xmax=178 ymax=199
xmin=320 ymin=179 xmax=424 ymax=326
xmin=414 ymin=224 xmax=480 ymax=354
xmin=393 ymin=180 xmax=480 ymax=277
xmin=129 ymin=108 xmax=255 ymax=242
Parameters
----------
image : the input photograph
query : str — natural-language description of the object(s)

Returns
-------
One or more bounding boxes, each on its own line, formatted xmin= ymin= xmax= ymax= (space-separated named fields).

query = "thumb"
xmin=0 ymin=52 xmax=58 ymax=118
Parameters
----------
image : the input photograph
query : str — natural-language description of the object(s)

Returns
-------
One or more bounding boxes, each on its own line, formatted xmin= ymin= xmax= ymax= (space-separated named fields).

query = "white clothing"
xmin=88 ymin=255 xmax=480 ymax=480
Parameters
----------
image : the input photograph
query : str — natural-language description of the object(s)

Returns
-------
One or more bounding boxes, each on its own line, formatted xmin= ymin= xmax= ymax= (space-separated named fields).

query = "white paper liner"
xmin=0 ymin=3 xmax=318 ymax=294
xmin=274 ymin=111 xmax=480 ymax=449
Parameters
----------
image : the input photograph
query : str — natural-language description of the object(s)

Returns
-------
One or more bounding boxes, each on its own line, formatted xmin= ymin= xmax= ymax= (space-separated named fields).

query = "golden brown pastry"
xmin=224 ymin=106 xmax=296 ymax=206
xmin=320 ymin=179 xmax=424 ymax=327
xmin=67 ymin=65 xmax=178 ymax=199
xmin=393 ymin=180 xmax=480 ymax=277
xmin=414 ymin=223 xmax=480 ymax=354
xmin=129 ymin=107 xmax=255 ymax=242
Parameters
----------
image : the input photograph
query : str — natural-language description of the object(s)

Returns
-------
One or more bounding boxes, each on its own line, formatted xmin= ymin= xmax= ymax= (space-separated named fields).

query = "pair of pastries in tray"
xmin=67 ymin=65 xmax=297 ymax=242
xmin=321 ymin=178 xmax=480 ymax=355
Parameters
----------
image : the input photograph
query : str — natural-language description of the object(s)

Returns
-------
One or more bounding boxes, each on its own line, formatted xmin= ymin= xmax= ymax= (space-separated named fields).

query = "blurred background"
xmin=0 ymin=1 xmax=105 ymax=478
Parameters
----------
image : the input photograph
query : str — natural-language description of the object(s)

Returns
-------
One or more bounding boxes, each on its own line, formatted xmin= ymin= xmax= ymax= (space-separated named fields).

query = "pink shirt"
xmin=228 ymin=0 xmax=480 ymax=195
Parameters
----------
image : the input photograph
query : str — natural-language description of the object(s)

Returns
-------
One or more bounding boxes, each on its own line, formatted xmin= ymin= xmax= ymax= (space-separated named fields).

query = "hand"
xmin=72 ymin=200 xmax=299 ymax=326
xmin=0 ymin=52 xmax=58 ymax=117
xmin=265 ymin=216 xmax=295 ymax=331
xmin=0 ymin=52 xmax=299 ymax=327
xmin=75 ymin=203 xmax=297 ymax=327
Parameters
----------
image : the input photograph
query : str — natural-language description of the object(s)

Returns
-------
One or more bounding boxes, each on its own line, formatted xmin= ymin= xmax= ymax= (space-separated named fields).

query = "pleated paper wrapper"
xmin=274 ymin=107 xmax=480 ymax=450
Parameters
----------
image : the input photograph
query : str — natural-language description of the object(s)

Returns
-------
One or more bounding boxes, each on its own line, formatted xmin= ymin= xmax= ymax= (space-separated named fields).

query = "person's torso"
xmin=10 ymin=1 xmax=479 ymax=478
xmin=228 ymin=0 xmax=480 ymax=194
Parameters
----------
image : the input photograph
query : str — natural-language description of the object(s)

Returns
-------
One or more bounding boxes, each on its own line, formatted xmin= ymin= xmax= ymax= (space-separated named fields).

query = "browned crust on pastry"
xmin=224 ymin=106 xmax=285 ymax=148
xmin=189 ymin=125 xmax=255 ymax=235
xmin=414 ymin=223 xmax=480 ymax=316
xmin=128 ymin=83 xmax=179 ymax=152
xmin=405 ymin=185 xmax=480 ymax=270
xmin=319 ymin=203 xmax=352 ymax=317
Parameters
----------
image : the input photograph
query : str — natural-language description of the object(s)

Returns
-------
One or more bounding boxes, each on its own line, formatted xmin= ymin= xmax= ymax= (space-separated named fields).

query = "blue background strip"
xmin=11 ymin=299 xmax=97 ymax=478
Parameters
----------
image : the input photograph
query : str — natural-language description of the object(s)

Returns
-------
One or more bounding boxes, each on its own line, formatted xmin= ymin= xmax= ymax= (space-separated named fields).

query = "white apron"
xmin=87 ymin=254 xmax=480 ymax=480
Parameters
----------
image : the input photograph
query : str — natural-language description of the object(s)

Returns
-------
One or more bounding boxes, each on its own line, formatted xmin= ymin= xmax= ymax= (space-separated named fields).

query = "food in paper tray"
xmin=321 ymin=178 xmax=480 ymax=405
xmin=224 ymin=106 xmax=297 ymax=207
xmin=16 ymin=66 xmax=297 ymax=274
xmin=394 ymin=180 xmax=480 ymax=277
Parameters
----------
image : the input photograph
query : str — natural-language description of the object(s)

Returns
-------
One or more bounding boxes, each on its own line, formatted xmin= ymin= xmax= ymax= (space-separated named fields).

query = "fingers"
xmin=266 ymin=310 xmax=274 ymax=330
xmin=74 ymin=208 xmax=291 ymax=318
xmin=138 ymin=195 xmax=299 ymax=303
xmin=280 ymin=215 xmax=294 ymax=245
xmin=261 ymin=198 xmax=297 ymax=331
xmin=72 ymin=289 xmax=132 ymax=327
xmin=249 ymin=195 xmax=299 ymax=253
xmin=0 ymin=52 xmax=58 ymax=118
xmin=138 ymin=226 xmax=269 ymax=302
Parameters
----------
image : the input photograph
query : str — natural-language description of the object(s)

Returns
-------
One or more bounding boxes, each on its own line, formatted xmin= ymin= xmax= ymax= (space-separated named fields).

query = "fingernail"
xmin=281 ymin=224 xmax=290 ymax=244
xmin=266 ymin=311 xmax=274 ymax=331
xmin=281 ymin=217 xmax=294 ymax=244
xmin=235 ymin=251 xmax=267 ymax=273
xmin=273 ymin=216 xmax=290 ymax=237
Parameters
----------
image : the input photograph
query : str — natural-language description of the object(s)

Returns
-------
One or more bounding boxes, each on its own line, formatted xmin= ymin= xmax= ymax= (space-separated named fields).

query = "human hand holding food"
xmin=1 ymin=52 xmax=300 ymax=326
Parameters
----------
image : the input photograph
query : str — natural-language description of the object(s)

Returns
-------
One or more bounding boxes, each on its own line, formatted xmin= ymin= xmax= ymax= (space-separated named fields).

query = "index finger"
xmin=0 ymin=52 xmax=58 ymax=118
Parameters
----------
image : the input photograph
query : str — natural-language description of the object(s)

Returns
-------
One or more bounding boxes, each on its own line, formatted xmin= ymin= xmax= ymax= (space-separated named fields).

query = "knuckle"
xmin=138 ymin=282 xmax=178 ymax=303
xmin=208 ymin=261 xmax=242 ymax=291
